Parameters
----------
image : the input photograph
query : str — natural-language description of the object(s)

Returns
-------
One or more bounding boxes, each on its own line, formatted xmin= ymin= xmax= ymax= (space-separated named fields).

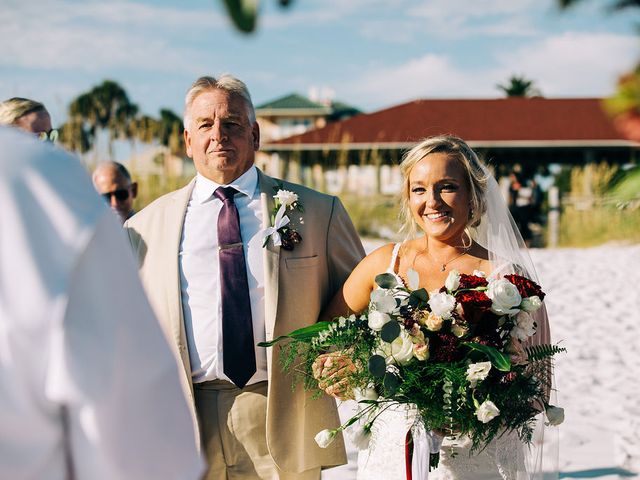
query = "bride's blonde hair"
xmin=398 ymin=135 xmax=489 ymax=239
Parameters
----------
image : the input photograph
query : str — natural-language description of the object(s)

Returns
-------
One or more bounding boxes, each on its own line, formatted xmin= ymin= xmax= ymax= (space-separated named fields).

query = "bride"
xmin=315 ymin=135 xmax=554 ymax=479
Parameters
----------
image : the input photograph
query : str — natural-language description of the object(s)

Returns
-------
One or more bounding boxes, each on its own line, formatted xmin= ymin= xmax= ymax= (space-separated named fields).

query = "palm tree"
xmin=497 ymin=75 xmax=542 ymax=98
xmin=58 ymin=118 xmax=91 ymax=156
xmin=157 ymin=109 xmax=185 ymax=156
xmin=67 ymin=80 xmax=135 ymax=161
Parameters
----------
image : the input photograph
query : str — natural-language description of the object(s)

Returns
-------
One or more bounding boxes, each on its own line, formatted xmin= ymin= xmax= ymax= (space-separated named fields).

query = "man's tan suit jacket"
xmin=125 ymin=169 xmax=365 ymax=473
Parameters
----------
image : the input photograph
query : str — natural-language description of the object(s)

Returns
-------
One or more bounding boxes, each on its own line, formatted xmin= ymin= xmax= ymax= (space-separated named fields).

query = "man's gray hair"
xmin=0 ymin=97 xmax=48 ymax=126
xmin=183 ymin=74 xmax=256 ymax=129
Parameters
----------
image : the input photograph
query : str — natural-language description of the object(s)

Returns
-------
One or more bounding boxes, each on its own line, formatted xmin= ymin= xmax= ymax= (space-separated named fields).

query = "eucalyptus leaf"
xmin=383 ymin=371 xmax=400 ymax=396
xmin=375 ymin=273 xmax=400 ymax=289
xmin=463 ymin=342 xmax=512 ymax=371
xmin=380 ymin=321 xmax=401 ymax=343
xmin=368 ymin=355 xmax=386 ymax=378
xmin=409 ymin=288 xmax=429 ymax=303
xmin=406 ymin=268 xmax=420 ymax=290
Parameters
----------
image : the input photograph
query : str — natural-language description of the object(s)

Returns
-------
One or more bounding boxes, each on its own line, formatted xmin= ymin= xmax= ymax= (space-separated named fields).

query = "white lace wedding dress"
xmin=357 ymin=244 xmax=527 ymax=480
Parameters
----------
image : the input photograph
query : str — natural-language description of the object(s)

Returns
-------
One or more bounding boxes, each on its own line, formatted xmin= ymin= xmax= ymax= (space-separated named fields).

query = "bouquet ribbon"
xmin=411 ymin=423 xmax=444 ymax=478
xmin=262 ymin=204 xmax=290 ymax=247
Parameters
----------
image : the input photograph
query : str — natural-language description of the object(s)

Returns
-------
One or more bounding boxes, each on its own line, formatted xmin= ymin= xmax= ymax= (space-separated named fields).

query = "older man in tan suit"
xmin=125 ymin=75 xmax=364 ymax=479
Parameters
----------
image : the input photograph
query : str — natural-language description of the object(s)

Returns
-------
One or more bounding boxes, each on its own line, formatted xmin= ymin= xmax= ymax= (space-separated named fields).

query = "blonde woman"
xmin=316 ymin=135 xmax=553 ymax=479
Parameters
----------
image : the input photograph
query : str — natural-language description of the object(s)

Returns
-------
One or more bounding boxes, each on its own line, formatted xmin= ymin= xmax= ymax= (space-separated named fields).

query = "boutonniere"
xmin=262 ymin=185 xmax=304 ymax=251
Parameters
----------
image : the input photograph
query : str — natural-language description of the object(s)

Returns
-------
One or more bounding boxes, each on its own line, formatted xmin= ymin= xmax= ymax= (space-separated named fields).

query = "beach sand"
xmin=322 ymin=242 xmax=640 ymax=479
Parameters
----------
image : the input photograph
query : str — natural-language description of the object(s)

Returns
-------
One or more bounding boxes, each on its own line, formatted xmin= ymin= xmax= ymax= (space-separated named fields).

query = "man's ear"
xmin=184 ymin=128 xmax=193 ymax=158
xmin=131 ymin=182 xmax=138 ymax=198
xmin=252 ymin=122 xmax=260 ymax=151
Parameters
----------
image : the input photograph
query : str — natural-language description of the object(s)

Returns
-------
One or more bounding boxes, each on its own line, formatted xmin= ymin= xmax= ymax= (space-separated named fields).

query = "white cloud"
xmin=343 ymin=54 xmax=486 ymax=108
xmin=407 ymin=0 xmax=541 ymax=38
xmin=0 ymin=0 xmax=223 ymax=73
xmin=496 ymin=32 xmax=639 ymax=96
xmin=342 ymin=31 xmax=639 ymax=109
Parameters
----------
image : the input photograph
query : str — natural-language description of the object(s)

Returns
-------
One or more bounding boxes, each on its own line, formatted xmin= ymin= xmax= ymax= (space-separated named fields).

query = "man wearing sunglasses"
xmin=92 ymin=161 xmax=138 ymax=224
xmin=0 ymin=97 xmax=56 ymax=141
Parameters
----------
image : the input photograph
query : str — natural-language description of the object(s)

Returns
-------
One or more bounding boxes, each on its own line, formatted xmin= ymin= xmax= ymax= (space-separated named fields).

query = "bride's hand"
xmin=312 ymin=351 xmax=357 ymax=400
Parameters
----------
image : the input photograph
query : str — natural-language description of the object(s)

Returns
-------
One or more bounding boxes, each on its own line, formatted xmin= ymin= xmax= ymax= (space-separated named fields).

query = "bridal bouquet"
xmin=259 ymin=269 xmax=565 ymax=464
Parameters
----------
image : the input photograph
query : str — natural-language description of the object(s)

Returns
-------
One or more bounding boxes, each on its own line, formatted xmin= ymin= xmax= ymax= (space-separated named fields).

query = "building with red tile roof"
xmin=260 ymin=97 xmax=639 ymax=174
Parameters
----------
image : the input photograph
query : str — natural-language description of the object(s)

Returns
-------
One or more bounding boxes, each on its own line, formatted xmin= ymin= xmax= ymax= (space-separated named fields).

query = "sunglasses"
xmin=101 ymin=189 xmax=131 ymax=202
xmin=38 ymin=129 xmax=59 ymax=143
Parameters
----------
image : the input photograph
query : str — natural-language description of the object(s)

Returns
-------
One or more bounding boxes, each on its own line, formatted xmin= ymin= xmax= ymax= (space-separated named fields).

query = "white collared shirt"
xmin=179 ymin=166 xmax=268 ymax=384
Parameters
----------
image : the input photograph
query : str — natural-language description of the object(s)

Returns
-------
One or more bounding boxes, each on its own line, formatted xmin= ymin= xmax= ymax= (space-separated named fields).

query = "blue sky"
xmin=1 ymin=0 xmax=638 ymax=126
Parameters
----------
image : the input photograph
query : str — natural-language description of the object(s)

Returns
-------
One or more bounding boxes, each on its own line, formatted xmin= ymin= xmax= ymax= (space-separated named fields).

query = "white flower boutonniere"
xmin=262 ymin=185 xmax=304 ymax=251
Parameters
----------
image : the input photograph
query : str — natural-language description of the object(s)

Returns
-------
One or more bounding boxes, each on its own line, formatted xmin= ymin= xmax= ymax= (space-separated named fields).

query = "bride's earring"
xmin=461 ymin=230 xmax=472 ymax=249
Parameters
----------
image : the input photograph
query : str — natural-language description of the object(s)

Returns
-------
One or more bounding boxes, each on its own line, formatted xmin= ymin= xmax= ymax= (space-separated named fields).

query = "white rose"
xmin=451 ymin=321 xmax=468 ymax=338
xmin=353 ymin=385 xmax=379 ymax=402
xmin=466 ymin=361 xmax=492 ymax=388
xmin=370 ymin=289 xmax=397 ymax=314
xmin=368 ymin=310 xmax=392 ymax=331
xmin=314 ymin=429 xmax=337 ymax=448
xmin=346 ymin=423 xmax=372 ymax=450
xmin=445 ymin=269 xmax=460 ymax=291
xmin=487 ymin=278 xmax=522 ymax=315
xmin=409 ymin=324 xmax=425 ymax=343
xmin=475 ymin=400 xmax=500 ymax=423
xmin=379 ymin=329 xmax=414 ymax=365
xmin=428 ymin=292 xmax=456 ymax=319
xmin=413 ymin=342 xmax=430 ymax=361
xmin=425 ymin=312 xmax=444 ymax=331
xmin=521 ymin=296 xmax=542 ymax=313
xmin=511 ymin=311 xmax=536 ymax=341
xmin=473 ymin=270 xmax=486 ymax=277
xmin=545 ymin=405 xmax=565 ymax=426
xmin=274 ymin=189 xmax=298 ymax=207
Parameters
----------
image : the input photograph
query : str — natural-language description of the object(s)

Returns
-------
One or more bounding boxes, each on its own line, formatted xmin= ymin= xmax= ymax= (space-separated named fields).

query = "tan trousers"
xmin=194 ymin=380 xmax=320 ymax=480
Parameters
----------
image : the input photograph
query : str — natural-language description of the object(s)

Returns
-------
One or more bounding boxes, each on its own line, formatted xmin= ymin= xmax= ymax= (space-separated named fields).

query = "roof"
xmin=263 ymin=98 xmax=638 ymax=150
xmin=255 ymin=93 xmax=331 ymax=116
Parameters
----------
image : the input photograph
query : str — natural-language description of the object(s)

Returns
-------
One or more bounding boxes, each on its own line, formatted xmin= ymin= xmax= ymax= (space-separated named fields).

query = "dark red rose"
xmin=456 ymin=290 xmax=492 ymax=325
xmin=458 ymin=274 xmax=489 ymax=290
xmin=456 ymin=290 xmax=491 ymax=309
xmin=431 ymin=333 xmax=463 ymax=363
xmin=504 ymin=274 xmax=545 ymax=300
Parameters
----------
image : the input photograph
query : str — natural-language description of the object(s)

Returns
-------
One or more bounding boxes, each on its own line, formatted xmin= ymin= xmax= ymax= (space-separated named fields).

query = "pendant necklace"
xmin=430 ymin=247 xmax=470 ymax=272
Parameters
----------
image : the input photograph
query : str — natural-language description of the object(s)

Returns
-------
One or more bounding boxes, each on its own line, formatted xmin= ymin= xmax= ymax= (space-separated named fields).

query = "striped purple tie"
xmin=214 ymin=186 xmax=256 ymax=388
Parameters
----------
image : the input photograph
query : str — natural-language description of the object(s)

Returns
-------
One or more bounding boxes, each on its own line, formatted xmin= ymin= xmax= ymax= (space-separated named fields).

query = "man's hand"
xmin=312 ymin=351 xmax=357 ymax=400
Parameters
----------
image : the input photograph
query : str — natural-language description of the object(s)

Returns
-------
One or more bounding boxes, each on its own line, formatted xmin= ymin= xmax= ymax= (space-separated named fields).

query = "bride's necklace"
xmin=427 ymin=246 xmax=471 ymax=272
xmin=415 ymin=236 xmax=472 ymax=272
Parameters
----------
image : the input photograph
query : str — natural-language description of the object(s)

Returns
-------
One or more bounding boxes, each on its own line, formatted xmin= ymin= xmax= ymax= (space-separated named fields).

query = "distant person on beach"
xmin=0 ymin=127 xmax=203 ymax=480
xmin=0 ymin=97 xmax=57 ymax=142
xmin=508 ymin=171 xmax=533 ymax=244
xmin=92 ymin=161 xmax=138 ymax=223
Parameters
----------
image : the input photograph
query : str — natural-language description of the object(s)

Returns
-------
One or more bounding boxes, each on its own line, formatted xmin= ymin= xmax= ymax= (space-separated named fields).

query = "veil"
xmin=468 ymin=167 xmax=560 ymax=480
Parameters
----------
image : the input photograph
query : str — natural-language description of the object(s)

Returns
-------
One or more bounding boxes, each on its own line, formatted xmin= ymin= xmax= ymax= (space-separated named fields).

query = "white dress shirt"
xmin=179 ymin=166 xmax=268 ymax=385
xmin=0 ymin=127 xmax=203 ymax=480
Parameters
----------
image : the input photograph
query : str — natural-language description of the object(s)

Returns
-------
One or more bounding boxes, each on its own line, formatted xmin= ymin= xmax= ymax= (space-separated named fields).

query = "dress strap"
xmin=387 ymin=243 xmax=402 ymax=274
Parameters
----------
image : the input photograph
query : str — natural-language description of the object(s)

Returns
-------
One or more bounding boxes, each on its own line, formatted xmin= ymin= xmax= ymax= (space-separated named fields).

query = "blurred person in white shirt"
xmin=0 ymin=126 xmax=204 ymax=480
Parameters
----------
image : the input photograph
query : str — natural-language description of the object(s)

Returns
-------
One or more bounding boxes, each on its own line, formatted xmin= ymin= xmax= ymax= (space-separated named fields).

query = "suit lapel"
xmin=164 ymin=178 xmax=196 ymax=350
xmin=258 ymin=170 xmax=280 ymax=345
